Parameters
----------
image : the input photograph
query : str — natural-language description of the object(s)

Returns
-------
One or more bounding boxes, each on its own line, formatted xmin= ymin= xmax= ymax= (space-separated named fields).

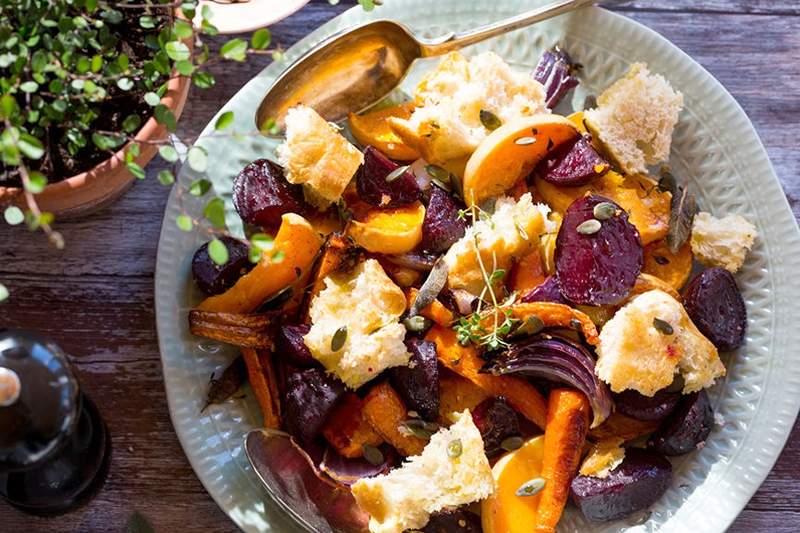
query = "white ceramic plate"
xmin=195 ymin=0 xmax=310 ymax=34
xmin=155 ymin=1 xmax=800 ymax=531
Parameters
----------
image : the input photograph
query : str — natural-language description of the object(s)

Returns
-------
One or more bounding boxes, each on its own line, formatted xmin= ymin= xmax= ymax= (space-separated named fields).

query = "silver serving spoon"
xmin=255 ymin=0 xmax=596 ymax=131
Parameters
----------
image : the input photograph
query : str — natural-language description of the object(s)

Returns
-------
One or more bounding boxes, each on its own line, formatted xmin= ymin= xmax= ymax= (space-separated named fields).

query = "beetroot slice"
xmin=233 ymin=159 xmax=310 ymax=228
xmin=421 ymin=184 xmax=467 ymax=254
xmin=683 ymin=267 xmax=747 ymax=351
xmin=555 ymin=195 xmax=642 ymax=305
xmin=536 ymin=135 xmax=608 ymax=187
xmin=356 ymin=146 xmax=421 ymax=208
xmin=521 ymin=276 xmax=569 ymax=304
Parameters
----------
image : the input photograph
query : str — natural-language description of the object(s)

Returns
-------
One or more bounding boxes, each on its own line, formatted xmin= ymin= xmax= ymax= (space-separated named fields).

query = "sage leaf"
xmin=666 ymin=186 xmax=697 ymax=253
xmin=409 ymin=257 xmax=448 ymax=317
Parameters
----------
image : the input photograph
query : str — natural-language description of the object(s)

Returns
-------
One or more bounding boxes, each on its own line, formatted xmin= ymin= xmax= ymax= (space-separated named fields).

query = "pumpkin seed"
xmin=447 ymin=438 xmax=463 ymax=458
xmin=500 ymin=435 xmax=524 ymax=452
xmin=592 ymin=202 xmax=616 ymax=221
xmin=331 ymin=325 xmax=348 ymax=351
xmin=385 ymin=164 xmax=410 ymax=183
xmin=570 ymin=318 xmax=583 ymax=331
xmin=576 ymin=218 xmax=602 ymax=235
xmin=402 ymin=419 xmax=439 ymax=439
xmin=425 ymin=164 xmax=450 ymax=182
xmin=658 ymin=166 xmax=677 ymax=195
xmin=514 ymin=315 xmax=544 ymax=337
xmin=409 ymin=258 xmax=448 ymax=317
xmin=653 ymin=317 xmax=674 ymax=335
xmin=362 ymin=444 xmax=385 ymax=466
xmin=479 ymin=109 xmax=502 ymax=130
xmin=653 ymin=255 xmax=670 ymax=265
xmin=516 ymin=477 xmax=546 ymax=497
xmin=514 ymin=136 xmax=537 ymax=146
xmin=402 ymin=315 xmax=432 ymax=333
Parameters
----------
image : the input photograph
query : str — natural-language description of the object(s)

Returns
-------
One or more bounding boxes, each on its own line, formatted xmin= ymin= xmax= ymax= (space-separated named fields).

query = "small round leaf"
xmin=251 ymin=29 xmax=271 ymax=50
xmin=176 ymin=214 xmax=193 ymax=231
xmin=207 ymin=238 xmax=229 ymax=265
xmin=214 ymin=111 xmax=234 ymax=131
xmin=0 ymin=283 xmax=8 ymax=302
xmin=187 ymin=146 xmax=208 ymax=172
xmin=159 ymin=145 xmax=179 ymax=163
xmin=4 ymin=206 xmax=24 ymax=225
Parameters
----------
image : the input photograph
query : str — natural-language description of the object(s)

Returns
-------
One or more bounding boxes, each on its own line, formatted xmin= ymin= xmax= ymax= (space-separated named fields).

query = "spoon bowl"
xmin=255 ymin=0 xmax=595 ymax=131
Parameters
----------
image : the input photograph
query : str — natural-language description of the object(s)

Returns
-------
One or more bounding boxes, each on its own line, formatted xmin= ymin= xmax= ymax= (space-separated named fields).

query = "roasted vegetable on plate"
xmin=186 ymin=45 xmax=756 ymax=533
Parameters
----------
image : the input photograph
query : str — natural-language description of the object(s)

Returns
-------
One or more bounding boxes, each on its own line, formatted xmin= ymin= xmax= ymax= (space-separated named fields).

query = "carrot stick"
xmin=534 ymin=388 xmax=590 ymax=532
xmin=362 ymin=381 xmax=426 ymax=457
xmin=425 ymin=326 xmax=548 ymax=429
xmin=405 ymin=287 xmax=454 ymax=326
xmin=241 ymin=348 xmax=280 ymax=428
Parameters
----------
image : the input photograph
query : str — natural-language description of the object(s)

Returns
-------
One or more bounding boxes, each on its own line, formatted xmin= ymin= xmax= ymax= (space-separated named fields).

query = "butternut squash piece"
xmin=503 ymin=303 xmax=599 ymax=346
xmin=643 ymin=239 xmax=693 ymax=290
xmin=438 ymin=372 xmax=491 ymax=420
xmin=301 ymin=233 xmax=363 ymax=322
xmin=347 ymin=201 xmax=425 ymax=254
xmin=405 ymin=287 xmax=454 ymax=327
xmin=349 ymin=103 xmax=420 ymax=161
xmin=362 ymin=381 xmax=427 ymax=457
xmin=198 ymin=213 xmax=323 ymax=314
xmin=463 ymin=115 xmax=579 ymax=207
xmin=534 ymin=389 xmax=590 ymax=532
xmin=322 ymin=392 xmax=384 ymax=458
xmin=509 ymin=250 xmax=547 ymax=296
xmin=426 ymin=326 xmax=548 ymax=429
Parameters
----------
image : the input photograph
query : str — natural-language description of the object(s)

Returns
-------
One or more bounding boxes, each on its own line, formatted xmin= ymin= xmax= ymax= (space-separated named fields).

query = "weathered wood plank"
xmin=0 ymin=2 xmax=798 ymax=532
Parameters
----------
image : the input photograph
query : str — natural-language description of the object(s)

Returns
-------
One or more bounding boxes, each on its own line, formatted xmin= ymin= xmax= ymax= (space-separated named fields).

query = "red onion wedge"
xmin=244 ymin=429 xmax=369 ymax=533
xmin=481 ymin=334 xmax=611 ymax=427
xmin=319 ymin=445 xmax=397 ymax=486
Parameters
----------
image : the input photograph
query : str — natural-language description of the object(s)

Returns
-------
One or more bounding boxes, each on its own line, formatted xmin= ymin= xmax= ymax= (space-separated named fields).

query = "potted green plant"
xmin=0 ymin=0 xmax=280 ymax=243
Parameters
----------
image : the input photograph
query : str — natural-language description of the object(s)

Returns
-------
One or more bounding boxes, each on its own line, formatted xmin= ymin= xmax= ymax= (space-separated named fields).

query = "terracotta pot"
xmin=0 ymin=72 xmax=191 ymax=219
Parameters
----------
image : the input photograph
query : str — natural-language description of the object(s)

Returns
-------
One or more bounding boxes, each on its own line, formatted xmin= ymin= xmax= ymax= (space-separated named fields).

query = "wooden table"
xmin=1 ymin=1 xmax=798 ymax=531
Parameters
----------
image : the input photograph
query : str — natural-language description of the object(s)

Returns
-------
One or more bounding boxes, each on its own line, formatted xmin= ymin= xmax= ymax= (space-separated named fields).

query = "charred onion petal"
xmin=482 ymin=335 xmax=611 ymax=427
xmin=244 ymin=429 xmax=370 ymax=533
xmin=385 ymin=250 xmax=439 ymax=271
xmin=533 ymin=46 xmax=580 ymax=109
xmin=357 ymin=146 xmax=421 ymax=208
xmin=556 ymin=195 xmax=643 ymax=306
xmin=319 ymin=445 xmax=396 ymax=486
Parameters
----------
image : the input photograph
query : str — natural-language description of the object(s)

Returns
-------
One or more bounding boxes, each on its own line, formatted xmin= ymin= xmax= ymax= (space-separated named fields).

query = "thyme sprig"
xmin=453 ymin=204 xmax=519 ymax=350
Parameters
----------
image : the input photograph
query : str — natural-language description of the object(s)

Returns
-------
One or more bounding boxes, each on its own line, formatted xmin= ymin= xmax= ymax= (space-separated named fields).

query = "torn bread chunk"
xmin=277 ymin=105 xmax=364 ymax=209
xmin=444 ymin=193 xmax=554 ymax=295
xmin=351 ymin=410 xmax=494 ymax=533
xmin=584 ymin=63 xmax=683 ymax=174
xmin=388 ymin=52 xmax=548 ymax=164
xmin=596 ymin=289 xmax=724 ymax=396
xmin=304 ymin=259 xmax=410 ymax=389
xmin=691 ymin=211 xmax=757 ymax=273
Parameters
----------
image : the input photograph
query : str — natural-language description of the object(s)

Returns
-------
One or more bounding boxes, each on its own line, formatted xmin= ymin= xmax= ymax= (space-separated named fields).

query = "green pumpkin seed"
xmin=592 ymin=202 xmax=617 ymax=220
xmin=331 ymin=326 xmax=348 ymax=351
xmin=447 ymin=438 xmax=463 ymax=458
xmin=516 ymin=477 xmax=546 ymax=497
xmin=425 ymin=164 xmax=451 ymax=182
xmin=653 ymin=317 xmax=674 ymax=335
xmin=409 ymin=258 xmax=448 ymax=317
xmin=385 ymin=164 xmax=410 ymax=183
xmin=514 ymin=315 xmax=544 ymax=337
xmin=403 ymin=419 xmax=439 ymax=439
xmin=500 ymin=435 xmax=524 ymax=452
xmin=514 ymin=136 xmax=537 ymax=146
xmin=576 ymin=218 xmax=602 ymax=235
xmin=479 ymin=109 xmax=502 ymax=130
xmin=570 ymin=318 xmax=583 ymax=331
xmin=402 ymin=315 xmax=433 ymax=333
xmin=362 ymin=444 xmax=385 ymax=466
xmin=653 ymin=255 xmax=670 ymax=265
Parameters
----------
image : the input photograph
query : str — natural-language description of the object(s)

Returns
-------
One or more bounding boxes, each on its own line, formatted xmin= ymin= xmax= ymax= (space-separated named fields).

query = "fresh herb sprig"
xmin=453 ymin=204 xmax=519 ymax=350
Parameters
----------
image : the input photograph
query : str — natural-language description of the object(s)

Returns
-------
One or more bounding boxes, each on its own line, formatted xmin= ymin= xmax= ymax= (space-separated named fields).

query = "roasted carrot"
xmin=425 ymin=326 xmax=548 ymax=429
xmin=362 ymin=381 xmax=427 ymax=457
xmin=322 ymin=393 xmax=384 ymax=458
xmin=198 ymin=213 xmax=323 ymax=314
xmin=534 ymin=388 xmax=590 ymax=532
xmin=405 ymin=287 xmax=455 ymax=327
xmin=241 ymin=348 xmax=280 ymax=428
xmin=503 ymin=302 xmax=600 ymax=346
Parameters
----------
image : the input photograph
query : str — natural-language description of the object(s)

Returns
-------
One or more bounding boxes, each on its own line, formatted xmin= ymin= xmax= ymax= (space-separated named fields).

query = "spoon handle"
xmin=418 ymin=0 xmax=596 ymax=57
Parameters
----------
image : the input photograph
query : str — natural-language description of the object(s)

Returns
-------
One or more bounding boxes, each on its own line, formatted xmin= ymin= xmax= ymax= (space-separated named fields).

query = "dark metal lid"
xmin=0 ymin=330 xmax=80 ymax=471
